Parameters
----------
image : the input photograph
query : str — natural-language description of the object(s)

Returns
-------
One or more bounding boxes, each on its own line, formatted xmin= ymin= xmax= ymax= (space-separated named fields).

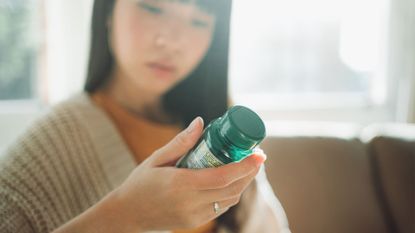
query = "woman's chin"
xmin=142 ymin=83 xmax=174 ymax=97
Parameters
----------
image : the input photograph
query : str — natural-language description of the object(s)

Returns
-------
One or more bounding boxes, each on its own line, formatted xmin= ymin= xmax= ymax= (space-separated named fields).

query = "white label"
xmin=180 ymin=140 xmax=225 ymax=169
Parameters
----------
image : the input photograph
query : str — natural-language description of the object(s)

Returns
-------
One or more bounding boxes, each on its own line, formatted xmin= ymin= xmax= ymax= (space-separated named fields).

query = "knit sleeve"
xmin=0 ymin=95 xmax=129 ymax=233
xmin=0 ymin=194 xmax=34 ymax=233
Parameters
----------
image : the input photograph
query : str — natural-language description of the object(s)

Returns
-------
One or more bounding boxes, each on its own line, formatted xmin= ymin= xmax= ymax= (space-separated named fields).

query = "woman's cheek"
xmin=191 ymin=35 xmax=212 ymax=65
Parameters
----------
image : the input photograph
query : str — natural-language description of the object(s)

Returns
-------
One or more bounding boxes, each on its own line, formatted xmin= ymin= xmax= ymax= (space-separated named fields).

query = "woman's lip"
xmin=147 ymin=62 xmax=175 ymax=72
xmin=146 ymin=62 xmax=176 ymax=79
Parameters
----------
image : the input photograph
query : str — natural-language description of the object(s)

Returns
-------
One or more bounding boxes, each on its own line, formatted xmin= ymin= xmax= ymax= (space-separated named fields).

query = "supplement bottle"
xmin=176 ymin=105 xmax=266 ymax=169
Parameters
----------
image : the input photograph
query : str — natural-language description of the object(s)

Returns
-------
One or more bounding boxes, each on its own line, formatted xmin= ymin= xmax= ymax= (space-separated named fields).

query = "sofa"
xmin=261 ymin=123 xmax=414 ymax=233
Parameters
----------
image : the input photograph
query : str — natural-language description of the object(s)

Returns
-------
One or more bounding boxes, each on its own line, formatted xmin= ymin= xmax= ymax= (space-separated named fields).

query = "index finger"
xmin=186 ymin=153 xmax=266 ymax=190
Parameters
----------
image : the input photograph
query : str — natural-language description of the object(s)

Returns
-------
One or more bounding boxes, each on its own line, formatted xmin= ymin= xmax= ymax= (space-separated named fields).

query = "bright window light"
xmin=230 ymin=0 xmax=389 ymax=111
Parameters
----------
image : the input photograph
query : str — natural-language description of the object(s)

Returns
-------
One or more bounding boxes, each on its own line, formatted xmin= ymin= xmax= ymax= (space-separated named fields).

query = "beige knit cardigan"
xmin=0 ymin=93 xmax=290 ymax=233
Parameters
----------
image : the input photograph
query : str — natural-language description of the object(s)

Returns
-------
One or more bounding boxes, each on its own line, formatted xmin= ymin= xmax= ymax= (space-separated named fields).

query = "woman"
xmin=0 ymin=0 xmax=290 ymax=232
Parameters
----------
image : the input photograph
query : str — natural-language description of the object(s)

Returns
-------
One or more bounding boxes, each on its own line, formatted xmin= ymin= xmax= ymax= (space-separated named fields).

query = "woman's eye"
xmin=192 ymin=19 xmax=209 ymax=28
xmin=138 ymin=2 xmax=163 ymax=15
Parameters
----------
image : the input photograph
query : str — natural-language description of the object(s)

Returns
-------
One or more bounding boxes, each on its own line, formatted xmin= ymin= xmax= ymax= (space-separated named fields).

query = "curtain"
xmin=388 ymin=0 xmax=415 ymax=123
xmin=45 ymin=0 xmax=93 ymax=104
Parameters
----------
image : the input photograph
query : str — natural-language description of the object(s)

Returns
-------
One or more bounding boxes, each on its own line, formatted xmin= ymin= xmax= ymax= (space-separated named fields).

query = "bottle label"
xmin=180 ymin=139 xmax=225 ymax=169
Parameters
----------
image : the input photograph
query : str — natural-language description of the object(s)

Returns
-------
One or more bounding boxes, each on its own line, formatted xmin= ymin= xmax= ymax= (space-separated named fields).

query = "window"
xmin=229 ymin=0 xmax=391 ymax=122
xmin=0 ymin=0 xmax=46 ymax=151
xmin=0 ymin=0 xmax=44 ymax=101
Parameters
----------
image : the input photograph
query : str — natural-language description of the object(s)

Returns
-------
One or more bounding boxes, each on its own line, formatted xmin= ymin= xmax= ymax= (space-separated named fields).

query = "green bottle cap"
xmin=219 ymin=105 xmax=266 ymax=150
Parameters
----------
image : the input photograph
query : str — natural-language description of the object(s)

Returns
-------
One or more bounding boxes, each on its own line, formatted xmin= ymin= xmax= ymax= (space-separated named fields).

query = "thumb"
xmin=150 ymin=117 xmax=204 ymax=166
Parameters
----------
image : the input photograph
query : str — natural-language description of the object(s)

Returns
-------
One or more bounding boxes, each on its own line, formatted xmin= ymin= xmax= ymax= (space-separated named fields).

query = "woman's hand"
xmin=53 ymin=117 xmax=266 ymax=233
xmin=113 ymin=117 xmax=266 ymax=232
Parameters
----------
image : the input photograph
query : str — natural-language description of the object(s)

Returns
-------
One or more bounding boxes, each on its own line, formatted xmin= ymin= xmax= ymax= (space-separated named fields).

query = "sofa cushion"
xmin=262 ymin=136 xmax=388 ymax=233
xmin=363 ymin=124 xmax=415 ymax=233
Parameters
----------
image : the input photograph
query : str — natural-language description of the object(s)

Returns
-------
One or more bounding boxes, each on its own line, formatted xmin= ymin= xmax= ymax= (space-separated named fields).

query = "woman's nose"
xmin=154 ymin=21 xmax=187 ymax=53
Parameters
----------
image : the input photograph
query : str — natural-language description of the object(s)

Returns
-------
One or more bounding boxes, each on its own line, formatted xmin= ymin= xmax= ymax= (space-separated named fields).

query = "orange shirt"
xmin=92 ymin=92 xmax=217 ymax=233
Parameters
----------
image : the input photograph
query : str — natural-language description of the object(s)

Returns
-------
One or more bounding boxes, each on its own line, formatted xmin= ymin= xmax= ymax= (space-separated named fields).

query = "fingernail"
xmin=252 ymin=152 xmax=267 ymax=164
xmin=186 ymin=117 xmax=201 ymax=134
xmin=253 ymin=148 xmax=267 ymax=162
xmin=260 ymin=153 xmax=267 ymax=162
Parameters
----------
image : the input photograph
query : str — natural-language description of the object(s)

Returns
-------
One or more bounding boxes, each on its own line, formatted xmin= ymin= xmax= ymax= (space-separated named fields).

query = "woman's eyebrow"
xmin=143 ymin=0 xmax=212 ymax=14
xmin=153 ymin=0 xmax=195 ymax=5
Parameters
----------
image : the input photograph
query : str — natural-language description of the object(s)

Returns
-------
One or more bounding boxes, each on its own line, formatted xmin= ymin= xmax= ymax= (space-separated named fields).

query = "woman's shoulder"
xmin=17 ymin=92 xmax=108 ymax=136
xmin=0 ymin=92 xmax=114 ymax=173
xmin=0 ymin=91 xmax=134 ymax=188
xmin=48 ymin=91 xmax=106 ymax=123
xmin=2 ymin=93 xmax=98 ymax=151
xmin=2 ymin=92 xmax=111 ymax=156
xmin=0 ymin=92 xmax=101 ymax=170
xmin=0 ymin=92 xmax=124 ymax=232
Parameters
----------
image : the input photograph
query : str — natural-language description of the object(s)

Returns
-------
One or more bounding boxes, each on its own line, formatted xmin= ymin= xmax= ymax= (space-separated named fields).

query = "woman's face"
xmin=110 ymin=0 xmax=216 ymax=96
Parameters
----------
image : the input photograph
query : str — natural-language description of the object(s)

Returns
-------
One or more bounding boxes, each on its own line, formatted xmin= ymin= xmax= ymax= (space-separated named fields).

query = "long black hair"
xmin=84 ymin=0 xmax=232 ymax=127
xmin=84 ymin=0 xmax=239 ymax=230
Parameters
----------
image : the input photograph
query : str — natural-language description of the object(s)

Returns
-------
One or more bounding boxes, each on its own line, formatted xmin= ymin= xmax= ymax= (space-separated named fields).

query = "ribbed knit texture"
xmin=0 ymin=93 xmax=290 ymax=233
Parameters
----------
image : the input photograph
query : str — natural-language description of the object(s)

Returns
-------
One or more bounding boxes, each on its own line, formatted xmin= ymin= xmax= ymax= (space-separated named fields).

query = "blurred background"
xmin=0 ymin=1 xmax=414 ymax=232
xmin=0 ymin=0 xmax=414 ymax=149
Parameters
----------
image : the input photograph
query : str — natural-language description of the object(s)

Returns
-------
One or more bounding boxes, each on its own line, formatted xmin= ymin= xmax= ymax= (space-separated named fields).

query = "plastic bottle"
xmin=176 ymin=105 xmax=266 ymax=169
